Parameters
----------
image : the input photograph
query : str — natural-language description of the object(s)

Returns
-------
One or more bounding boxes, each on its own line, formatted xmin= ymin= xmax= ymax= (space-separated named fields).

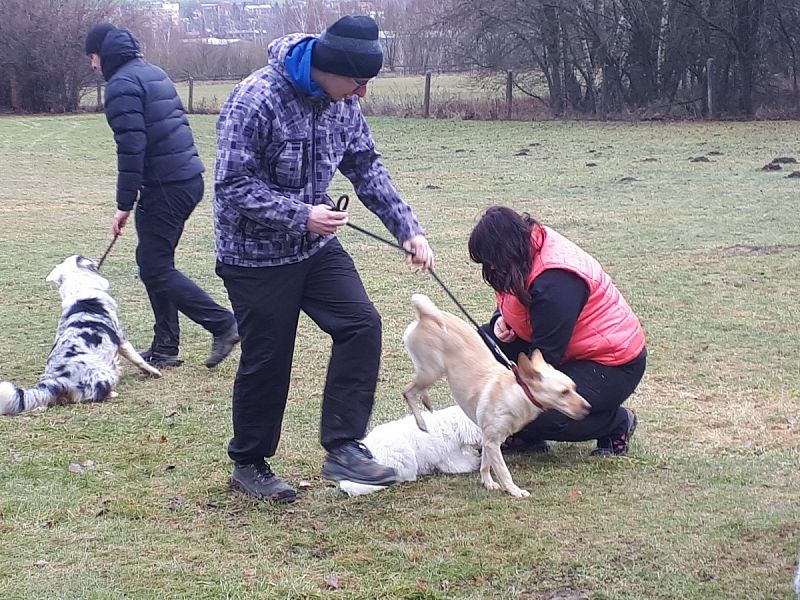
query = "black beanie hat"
xmin=311 ymin=16 xmax=383 ymax=79
xmin=85 ymin=23 xmax=116 ymax=55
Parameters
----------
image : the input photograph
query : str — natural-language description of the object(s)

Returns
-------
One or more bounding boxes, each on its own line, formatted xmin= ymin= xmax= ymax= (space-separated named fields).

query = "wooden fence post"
xmin=423 ymin=72 xmax=431 ymax=118
xmin=506 ymin=70 xmax=513 ymax=119
xmin=96 ymin=82 xmax=103 ymax=111
xmin=706 ymin=58 xmax=714 ymax=118
xmin=188 ymin=77 xmax=194 ymax=114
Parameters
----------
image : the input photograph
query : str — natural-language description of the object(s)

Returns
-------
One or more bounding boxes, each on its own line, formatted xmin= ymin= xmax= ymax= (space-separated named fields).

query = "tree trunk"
xmin=657 ymin=0 xmax=671 ymax=94
xmin=9 ymin=71 xmax=20 ymax=110
xmin=542 ymin=4 xmax=564 ymax=115
xmin=734 ymin=0 xmax=765 ymax=115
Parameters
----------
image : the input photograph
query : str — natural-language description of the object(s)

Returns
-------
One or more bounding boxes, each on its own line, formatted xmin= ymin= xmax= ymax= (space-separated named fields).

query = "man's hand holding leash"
xmin=330 ymin=194 xmax=435 ymax=271
xmin=403 ymin=235 xmax=434 ymax=270
xmin=112 ymin=210 xmax=131 ymax=236
xmin=308 ymin=204 xmax=349 ymax=236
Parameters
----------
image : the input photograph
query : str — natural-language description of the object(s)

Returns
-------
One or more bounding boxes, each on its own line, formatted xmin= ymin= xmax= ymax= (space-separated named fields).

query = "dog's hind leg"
xmin=119 ymin=341 xmax=162 ymax=378
xmin=418 ymin=390 xmax=433 ymax=412
xmin=402 ymin=352 xmax=442 ymax=432
xmin=402 ymin=382 xmax=430 ymax=432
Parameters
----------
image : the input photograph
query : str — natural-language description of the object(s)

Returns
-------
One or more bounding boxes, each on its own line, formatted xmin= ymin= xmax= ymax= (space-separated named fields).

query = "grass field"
xmin=0 ymin=114 xmax=799 ymax=599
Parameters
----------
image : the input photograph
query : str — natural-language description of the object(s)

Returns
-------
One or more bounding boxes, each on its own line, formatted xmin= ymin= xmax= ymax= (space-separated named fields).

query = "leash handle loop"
xmin=335 ymin=194 xmax=350 ymax=212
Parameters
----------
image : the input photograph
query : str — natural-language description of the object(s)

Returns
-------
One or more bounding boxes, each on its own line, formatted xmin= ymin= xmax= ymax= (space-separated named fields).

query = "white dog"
xmin=338 ymin=405 xmax=483 ymax=496
xmin=0 ymin=255 xmax=160 ymax=415
xmin=402 ymin=294 xmax=591 ymax=498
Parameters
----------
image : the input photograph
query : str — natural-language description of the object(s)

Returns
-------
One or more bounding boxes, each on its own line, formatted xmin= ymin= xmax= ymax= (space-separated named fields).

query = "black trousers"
xmin=479 ymin=324 xmax=647 ymax=442
xmin=216 ymin=239 xmax=382 ymax=463
xmin=135 ymin=175 xmax=235 ymax=354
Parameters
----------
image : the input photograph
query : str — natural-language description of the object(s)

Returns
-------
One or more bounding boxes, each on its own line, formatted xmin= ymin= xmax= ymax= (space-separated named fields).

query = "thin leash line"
xmin=335 ymin=194 xmax=517 ymax=372
xmin=97 ymin=233 xmax=120 ymax=269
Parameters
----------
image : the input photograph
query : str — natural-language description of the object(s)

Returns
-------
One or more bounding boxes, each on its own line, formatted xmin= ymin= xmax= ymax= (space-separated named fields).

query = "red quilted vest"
xmin=497 ymin=225 xmax=645 ymax=366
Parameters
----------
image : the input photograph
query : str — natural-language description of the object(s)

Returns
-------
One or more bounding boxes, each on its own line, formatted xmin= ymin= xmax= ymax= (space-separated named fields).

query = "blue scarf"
xmin=284 ymin=38 xmax=325 ymax=97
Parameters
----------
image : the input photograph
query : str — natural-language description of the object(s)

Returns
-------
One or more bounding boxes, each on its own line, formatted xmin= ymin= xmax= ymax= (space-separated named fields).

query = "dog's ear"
xmin=45 ymin=265 xmax=64 ymax=286
xmin=77 ymin=255 xmax=100 ymax=273
xmin=530 ymin=348 xmax=547 ymax=371
xmin=518 ymin=349 xmax=547 ymax=379
xmin=517 ymin=351 xmax=542 ymax=381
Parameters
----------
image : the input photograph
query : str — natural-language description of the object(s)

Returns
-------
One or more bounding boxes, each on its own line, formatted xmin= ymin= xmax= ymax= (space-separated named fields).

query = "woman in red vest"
xmin=468 ymin=206 xmax=647 ymax=455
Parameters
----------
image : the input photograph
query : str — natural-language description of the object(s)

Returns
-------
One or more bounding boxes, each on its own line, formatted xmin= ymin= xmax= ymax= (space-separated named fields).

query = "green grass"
xmin=0 ymin=114 xmax=799 ymax=599
xmin=82 ymin=73 xmax=513 ymax=115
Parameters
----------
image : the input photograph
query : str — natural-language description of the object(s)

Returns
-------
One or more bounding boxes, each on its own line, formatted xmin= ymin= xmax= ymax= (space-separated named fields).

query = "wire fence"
xmin=82 ymin=71 xmax=550 ymax=120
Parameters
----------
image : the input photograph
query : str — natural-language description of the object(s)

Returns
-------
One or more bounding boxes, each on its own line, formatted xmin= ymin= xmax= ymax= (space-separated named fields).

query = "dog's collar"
xmin=511 ymin=364 xmax=544 ymax=410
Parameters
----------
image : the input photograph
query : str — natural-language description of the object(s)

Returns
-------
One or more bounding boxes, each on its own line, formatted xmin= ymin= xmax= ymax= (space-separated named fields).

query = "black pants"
xmin=479 ymin=324 xmax=647 ymax=442
xmin=216 ymin=239 xmax=381 ymax=463
xmin=135 ymin=175 xmax=235 ymax=354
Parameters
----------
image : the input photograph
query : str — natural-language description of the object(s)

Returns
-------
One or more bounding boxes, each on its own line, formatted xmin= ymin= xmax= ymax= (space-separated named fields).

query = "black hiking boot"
xmin=592 ymin=408 xmax=638 ymax=456
xmin=139 ymin=348 xmax=184 ymax=368
xmin=230 ymin=460 xmax=297 ymax=503
xmin=206 ymin=323 xmax=240 ymax=369
xmin=322 ymin=441 xmax=398 ymax=486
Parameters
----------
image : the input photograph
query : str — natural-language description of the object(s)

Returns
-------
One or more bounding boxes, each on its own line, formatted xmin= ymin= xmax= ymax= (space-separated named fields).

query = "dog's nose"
xmin=574 ymin=400 xmax=591 ymax=419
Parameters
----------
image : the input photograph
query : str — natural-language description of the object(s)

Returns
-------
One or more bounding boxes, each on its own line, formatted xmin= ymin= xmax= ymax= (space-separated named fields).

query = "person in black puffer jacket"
xmin=85 ymin=23 xmax=239 ymax=370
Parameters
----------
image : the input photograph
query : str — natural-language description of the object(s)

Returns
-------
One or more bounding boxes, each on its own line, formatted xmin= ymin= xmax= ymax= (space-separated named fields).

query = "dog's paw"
xmin=110 ymin=391 xmax=119 ymax=399
xmin=482 ymin=479 xmax=501 ymax=491
xmin=509 ymin=487 xmax=530 ymax=498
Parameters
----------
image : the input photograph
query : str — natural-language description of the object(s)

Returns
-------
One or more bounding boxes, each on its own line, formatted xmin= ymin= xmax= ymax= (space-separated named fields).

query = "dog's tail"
xmin=410 ymin=294 xmax=447 ymax=330
xmin=0 ymin=379 xmax=67 ymax=415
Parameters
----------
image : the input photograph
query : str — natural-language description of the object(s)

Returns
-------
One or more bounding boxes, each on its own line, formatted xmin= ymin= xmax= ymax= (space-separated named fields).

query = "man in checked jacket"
xmin=214 ymin=15 xmax=435 ymax=502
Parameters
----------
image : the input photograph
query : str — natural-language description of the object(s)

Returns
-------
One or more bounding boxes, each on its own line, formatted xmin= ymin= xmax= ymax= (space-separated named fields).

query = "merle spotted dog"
xmin=0 ymin=255 xmax=160 ymax=415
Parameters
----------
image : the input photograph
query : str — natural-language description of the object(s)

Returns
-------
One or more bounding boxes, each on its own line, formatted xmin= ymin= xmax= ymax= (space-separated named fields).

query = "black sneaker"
xmin=230 ymin=460 xmax=297 ymax=503
xmin=139 ymin=348 xmax=184 ymax=368
xmin=592 ymin=408 xmax=638 ymax=456
xmin=502 ymin=435 xmax=550 ymax=454
xmin=205 ymin=323 xmax=240 ymax=369
xmin=322 ymin=440 xmax=398 ymax=486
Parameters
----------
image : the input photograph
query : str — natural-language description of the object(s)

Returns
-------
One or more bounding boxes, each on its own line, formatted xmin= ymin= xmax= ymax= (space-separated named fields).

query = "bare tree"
xmin=771 ymin=0 xmax=800 ymax=113
xmin=0 ymin=0 xmax=145 ymax=112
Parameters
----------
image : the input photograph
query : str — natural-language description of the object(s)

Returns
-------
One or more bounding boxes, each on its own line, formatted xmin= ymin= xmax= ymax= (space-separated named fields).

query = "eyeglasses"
xmin=350 ymin=78 xmax=372 ymax=94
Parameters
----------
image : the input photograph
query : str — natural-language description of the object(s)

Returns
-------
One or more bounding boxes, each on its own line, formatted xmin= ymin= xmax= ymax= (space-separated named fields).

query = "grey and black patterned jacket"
xmin=213 ymin=34 xmax=424 ymax=267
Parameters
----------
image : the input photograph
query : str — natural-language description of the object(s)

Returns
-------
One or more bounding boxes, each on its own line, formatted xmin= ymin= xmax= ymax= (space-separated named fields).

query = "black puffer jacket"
xmin=100 ymin=28 xmax=204 ymax=211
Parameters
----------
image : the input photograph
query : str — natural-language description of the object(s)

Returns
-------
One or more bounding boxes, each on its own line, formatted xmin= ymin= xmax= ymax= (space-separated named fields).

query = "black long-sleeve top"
xmin=526 ymin=269 xmax=589 ymax=366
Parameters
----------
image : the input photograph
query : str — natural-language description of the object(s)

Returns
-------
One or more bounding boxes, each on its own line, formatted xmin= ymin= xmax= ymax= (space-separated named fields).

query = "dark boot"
xmin=206 ymin=323 xmax=240 ymax=368
xmin=139 ymin=347 xmax=183 ymax=368
xmin=230 ymin=460 xmax=297 ymax=503
xmin=322 ymin=441 xmax=397 ymax=486
xmin=502 ymin=434 xmax=550 ymax=454
xmin=592 ymin=408 xmax=638 ymax=456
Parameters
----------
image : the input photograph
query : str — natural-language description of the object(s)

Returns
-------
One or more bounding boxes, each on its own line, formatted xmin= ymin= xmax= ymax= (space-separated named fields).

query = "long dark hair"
xmin=468 ymin=206 xmax=540 ymax=304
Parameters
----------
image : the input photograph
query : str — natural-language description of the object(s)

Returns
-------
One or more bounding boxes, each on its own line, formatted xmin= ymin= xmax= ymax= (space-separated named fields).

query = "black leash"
xmin=334 ymin=194 xmax=518 ymax=373
xmin=97 ymin=233 xmax=120 ymax=269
